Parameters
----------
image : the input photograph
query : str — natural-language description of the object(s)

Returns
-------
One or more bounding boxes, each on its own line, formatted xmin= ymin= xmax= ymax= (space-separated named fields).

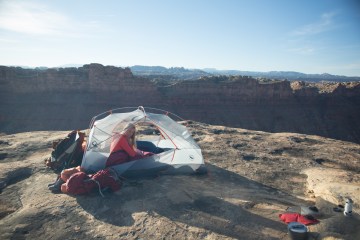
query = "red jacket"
xmin=110 ymin=134 xmax=137 ymax=157
xmin=107 ymin=134 xmax=154 ymax=167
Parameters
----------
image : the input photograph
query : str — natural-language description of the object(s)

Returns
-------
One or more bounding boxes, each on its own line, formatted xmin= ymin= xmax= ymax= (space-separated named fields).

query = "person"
xmin=106 ymin=123 xmax=153 ymax=167
xmin=110 ymin=123 xmax=140 ymax=157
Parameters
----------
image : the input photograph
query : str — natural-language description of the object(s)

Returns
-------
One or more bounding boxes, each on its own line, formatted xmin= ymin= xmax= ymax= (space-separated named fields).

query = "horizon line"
xmin=1 ymin=63 xmax=360 ymax=78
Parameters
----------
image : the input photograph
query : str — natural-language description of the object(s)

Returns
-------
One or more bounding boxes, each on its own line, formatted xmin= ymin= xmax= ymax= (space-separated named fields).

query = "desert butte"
xmin=0 ymin=121 xmax=359 ymax=239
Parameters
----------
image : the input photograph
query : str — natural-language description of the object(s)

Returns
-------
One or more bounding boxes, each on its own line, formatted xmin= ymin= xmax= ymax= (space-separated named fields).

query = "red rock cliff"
xmin=0 ymin=64 xmax=359 ymax=143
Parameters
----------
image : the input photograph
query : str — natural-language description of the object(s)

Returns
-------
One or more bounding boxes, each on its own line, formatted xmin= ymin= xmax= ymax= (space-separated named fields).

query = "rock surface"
xmin=1 ymin=64 xmax=360 ymax=143
xmin=0 ymin=122 xmax=359 ymax=239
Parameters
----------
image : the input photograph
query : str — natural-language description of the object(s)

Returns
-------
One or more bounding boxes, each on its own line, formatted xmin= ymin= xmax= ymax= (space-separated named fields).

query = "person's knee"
xmin=60 ymin=183 xmax=67 ymax=193
xmin=60 ymin=171 xmax=68 ymax=181
xmin=60 ymin=166 xmax=82 ymax=181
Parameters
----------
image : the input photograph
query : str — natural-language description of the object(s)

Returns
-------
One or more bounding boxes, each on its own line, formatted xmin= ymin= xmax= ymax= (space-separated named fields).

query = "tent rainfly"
xmin=81 ymin=106 xmax=206 ymax=177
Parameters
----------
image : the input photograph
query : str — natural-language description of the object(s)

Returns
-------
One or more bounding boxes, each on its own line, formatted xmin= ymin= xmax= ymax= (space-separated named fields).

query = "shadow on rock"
xmin=76 ymin=163 xmax=310 ymax=239
xmin=0 ymin=209 xmax=92 ymax=240
xmin=0 ymin=167 xmax=32 ymax=193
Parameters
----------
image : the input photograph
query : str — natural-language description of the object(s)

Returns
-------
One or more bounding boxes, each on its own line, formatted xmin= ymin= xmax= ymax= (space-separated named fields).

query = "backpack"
xmin=64 ymin=172 xmax=95 ymax=195
xmin=45 ymin=130 xmax=85 ymax=172
xmin=64 ymin=168 xmax=121 ymax=196
xmin=91 ymin=168 xmax=121 ymax=194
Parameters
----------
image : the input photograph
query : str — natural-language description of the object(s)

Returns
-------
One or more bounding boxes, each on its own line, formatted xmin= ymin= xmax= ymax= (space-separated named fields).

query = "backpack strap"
xmin=87 ymin=179 xmax=105 ymax=197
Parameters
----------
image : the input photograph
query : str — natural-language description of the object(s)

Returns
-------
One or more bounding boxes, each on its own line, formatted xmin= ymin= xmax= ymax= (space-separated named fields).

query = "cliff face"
xmin=0 ymin=63 xmax=138 ymax=92
xmin=1 ymin=64 xmax=360 ymax=143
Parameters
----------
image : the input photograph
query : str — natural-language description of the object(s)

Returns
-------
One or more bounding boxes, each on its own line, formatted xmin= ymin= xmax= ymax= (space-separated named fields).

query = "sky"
xmin=0 ymin=0 xmax=359 ymax=76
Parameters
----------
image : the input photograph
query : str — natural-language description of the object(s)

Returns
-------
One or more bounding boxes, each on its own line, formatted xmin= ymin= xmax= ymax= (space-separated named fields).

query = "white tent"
xmin=81 ymin=106 xmax=205 ymax=177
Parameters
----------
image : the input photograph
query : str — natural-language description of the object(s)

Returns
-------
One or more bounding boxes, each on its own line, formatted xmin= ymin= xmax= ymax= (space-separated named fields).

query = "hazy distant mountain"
xmin=57 ymin=64 xmax=83 ymax=68
xmin=131 ymin=65 xmax=359 ymax=82
xmin=130 ymin=65 xmax=211 ymax=80
xmin=5 ymin=64 xmax=358 ymax=82
xmin=203 ymin=69 xmax=360 ymax=82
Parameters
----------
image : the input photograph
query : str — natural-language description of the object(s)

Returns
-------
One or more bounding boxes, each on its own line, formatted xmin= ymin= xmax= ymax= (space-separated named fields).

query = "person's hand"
xmin=135 ymin=149 xmax=144 ymax=156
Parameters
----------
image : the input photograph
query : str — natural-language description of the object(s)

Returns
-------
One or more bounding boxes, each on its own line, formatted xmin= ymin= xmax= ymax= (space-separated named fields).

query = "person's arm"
xmin=119 ymin=136 xmax=137 ymax=157
xmin=110 ymin=134 xmax=120 ymax=153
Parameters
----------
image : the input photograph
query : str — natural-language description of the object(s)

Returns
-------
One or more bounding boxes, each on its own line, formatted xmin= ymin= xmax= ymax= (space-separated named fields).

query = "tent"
xmin=81 ymin=106 xmax=205 ymax=177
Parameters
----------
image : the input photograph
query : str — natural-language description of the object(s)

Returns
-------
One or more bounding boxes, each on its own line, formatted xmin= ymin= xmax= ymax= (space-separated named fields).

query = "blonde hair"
xmin=121 ymin=123 xmax=136 ymax=148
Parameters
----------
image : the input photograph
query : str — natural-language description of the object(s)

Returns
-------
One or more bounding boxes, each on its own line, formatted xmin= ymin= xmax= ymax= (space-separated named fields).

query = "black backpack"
xmin=45 ymin=130 xmax=85 ymax=172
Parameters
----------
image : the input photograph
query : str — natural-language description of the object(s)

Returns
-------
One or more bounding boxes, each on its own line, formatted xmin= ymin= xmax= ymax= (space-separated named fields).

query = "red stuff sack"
xmin=91 ymin=168 xmax=121 ymax=193
xmin=64 ymin=172 xmax=96 ymax=195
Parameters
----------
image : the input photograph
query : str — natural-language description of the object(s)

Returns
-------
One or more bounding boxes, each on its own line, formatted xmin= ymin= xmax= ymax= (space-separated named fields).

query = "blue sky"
xmin=0 ymin=0 xmax=359 ymax=76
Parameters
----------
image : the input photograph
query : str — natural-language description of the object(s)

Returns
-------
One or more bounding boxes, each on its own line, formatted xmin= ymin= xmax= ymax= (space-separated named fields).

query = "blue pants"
xmin=136 ymin=141 xmax=164 ymax=154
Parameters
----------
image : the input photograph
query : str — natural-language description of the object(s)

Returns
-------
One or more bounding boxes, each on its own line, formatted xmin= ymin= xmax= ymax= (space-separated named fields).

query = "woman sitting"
xmin=106 ymin=123 xmax=153 ymax=167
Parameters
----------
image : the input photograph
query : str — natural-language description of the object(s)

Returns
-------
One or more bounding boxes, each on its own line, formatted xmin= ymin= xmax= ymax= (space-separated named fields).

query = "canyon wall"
xmin=1 ymin=64 xmax=360 ymax=143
